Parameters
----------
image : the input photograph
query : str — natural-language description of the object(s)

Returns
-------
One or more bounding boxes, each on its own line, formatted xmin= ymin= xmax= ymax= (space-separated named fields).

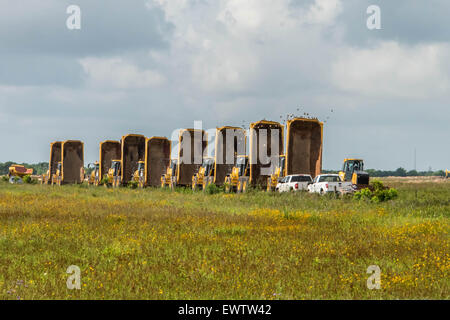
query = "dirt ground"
xmin=379 ymin=176 xmax=448 ymax=184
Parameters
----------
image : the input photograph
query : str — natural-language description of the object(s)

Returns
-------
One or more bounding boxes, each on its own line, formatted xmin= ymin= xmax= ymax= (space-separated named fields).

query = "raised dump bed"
xmin=249 ymin=120 xmax=284 ymax=188
xmin=286 ymin=118 xmax=323 ymax=178
xmin=145 ymin=137 xmax=171 ymax=187
xmin=214 ymin=126 xmax=246 ymax=186
xmin=177 ymin=129 xmax=207 ymax=186
xmin=121 ymin=134 xmax=146 ymax=185
xmin=99 ymin=140 xmax=121 ymax=180
xmin=48 ymin=141 xmax=62 ymax=183
xmin=61 ymin=140 xmax=84 ymax=184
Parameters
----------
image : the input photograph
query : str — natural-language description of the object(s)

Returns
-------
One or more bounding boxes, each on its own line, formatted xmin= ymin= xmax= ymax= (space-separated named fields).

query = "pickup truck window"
xmin=290 ymin=175 xmax=312 ymax=182
xmin=319 ymin=176 xmax=341 ymax=182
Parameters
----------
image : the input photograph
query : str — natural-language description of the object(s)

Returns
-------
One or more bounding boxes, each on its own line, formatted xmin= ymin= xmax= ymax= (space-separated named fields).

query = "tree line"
xmin=322 ymin=167 xmax=446 ymax=177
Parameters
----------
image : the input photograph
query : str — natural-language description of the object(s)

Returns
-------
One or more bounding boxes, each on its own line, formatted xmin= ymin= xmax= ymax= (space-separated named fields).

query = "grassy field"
xmin=0 ymin=179 xmax=448 ymax=299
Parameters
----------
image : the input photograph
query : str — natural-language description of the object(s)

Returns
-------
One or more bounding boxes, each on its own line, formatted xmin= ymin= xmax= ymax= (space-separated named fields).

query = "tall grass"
xmin=0 ymin=180 xmax=448 ymax=299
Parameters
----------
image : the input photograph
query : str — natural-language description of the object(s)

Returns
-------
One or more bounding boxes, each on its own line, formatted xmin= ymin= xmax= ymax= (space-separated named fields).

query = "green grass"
xmin=0 ymin=180 xmax=448 ymax=299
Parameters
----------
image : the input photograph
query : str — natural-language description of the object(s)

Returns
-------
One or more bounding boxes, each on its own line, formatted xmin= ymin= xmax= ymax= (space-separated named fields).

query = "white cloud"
xmin=331 ymin=41 xmax=450 ymax=98
xmin=79 ymin=57 xmax=166 ymax=89
xmin=306 ymin=0 xmax=342 ymax=25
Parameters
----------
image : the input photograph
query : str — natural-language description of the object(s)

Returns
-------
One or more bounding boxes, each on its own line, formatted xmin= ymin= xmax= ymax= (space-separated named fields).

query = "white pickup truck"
xmin=276 ymin=174 xmax=313 ymax=192
xmin=307 ymin=174 xmax=354 ymax=195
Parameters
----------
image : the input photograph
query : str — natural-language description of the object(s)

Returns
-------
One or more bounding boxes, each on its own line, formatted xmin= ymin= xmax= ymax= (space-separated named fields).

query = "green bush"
xmin=23 ymin=175 xmax=36 ymax=184
xmin=1 ymin=175 xmax=8 ymax=182
xmin=204 ymin=183 xmax=221 ymax=195
xmin=127 ymin=181 xmax=138 ymax=189
xmin=353 ymin=180 xmax=398 ymax=202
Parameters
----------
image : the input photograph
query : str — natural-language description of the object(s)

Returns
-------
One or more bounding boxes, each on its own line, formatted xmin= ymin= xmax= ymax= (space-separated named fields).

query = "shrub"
xmin=23 ymin=175 xmax=37 ymax=184
xmin=353 ymin=180 xmax=398 ymax=202
xmin=2 ymin=175 xmax=8 ymax=182
xmin=127 ymin=181 xmax=138 ymax=189
xmin=204 ymin=183 xmax=221 ymax=195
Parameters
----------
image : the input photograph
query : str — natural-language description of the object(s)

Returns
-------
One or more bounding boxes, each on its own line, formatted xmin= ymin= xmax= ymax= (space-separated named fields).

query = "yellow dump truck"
xmin=42 ymin=141 xmax=62 ymax=184
xmin=267 ymin=117 xmax=323 ymax=191
xmin=226 ymin=120 xmax=284 ymax=192
xmin=192 ymin=126 xmax=246 ymax=191
xmin=161 ymin=129 xmax=207 ymax=189
xmin=135 ymin=137 xmax=171 ymax=188
xmin=99 ymin=140 xmax=121 ymax=185
xmin=51 ymin=140 xmax=84 ymax=185
xmin=112 ymin=134 xmax=146 ymax=187
xmin=8 ymin=164 xmax=33 ymax=184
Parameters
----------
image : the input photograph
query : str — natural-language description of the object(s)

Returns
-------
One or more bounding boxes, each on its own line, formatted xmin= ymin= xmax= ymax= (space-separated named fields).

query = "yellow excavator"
xmin=224 ymin=155 xmax=249 ymax=193
xmin=192 ymin=157 xmax=215 ymax=191
xmin=105 ymin=159 xmax=122 ymax=187
xmin=338 ymin=158 xmax=369 ymax=188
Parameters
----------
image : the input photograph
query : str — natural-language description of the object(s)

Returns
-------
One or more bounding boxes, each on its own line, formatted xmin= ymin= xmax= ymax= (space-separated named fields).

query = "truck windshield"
xmin=290 ymin=175 xmax=312 ymax=182
xmin=319 ymin=176 xmax=341 ymax=182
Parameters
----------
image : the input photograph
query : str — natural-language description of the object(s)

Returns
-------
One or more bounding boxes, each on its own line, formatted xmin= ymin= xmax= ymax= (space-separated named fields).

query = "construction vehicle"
xmin=132 ymin=160 xmax=146 ymax=187
xmin=161 ymin=129 xmax=207 ymax=189
xmin=105 ymin=159 xmax=122 ymax=187
xmin=52 ymin=162 xmax=62 ymax=185
xmin=8 ymin=164 xmax=33 ymax=184
xmin=42 ymin=141 xmax=62 ymax=184
xmin=266 ymin=155 xmax=285 ymax=191
xmin=192 ymin=157 xmax=215 ymax=190
xmin=116 ymin=134 xmax=146 ymax=187
xmin=192 ymin=126 xmax=246 ymax=191
xmin=51 ymin=140 xmax=84 ymax=185
xmin=224 ymin=155 xmax=249 ymax=192
xmin=445 ymin=169 xmax=449 ymax=179
xmin=136 ymin=137 xmax=171 ymax=188
xmin=225 ymin=120 xmax=284 ymax=192
xmin=99 ymin=140 xmax=121 ymax=186
xmin=86 ymin=162 xmax=100 ymax=186
xmin=161 ymin=159 xmax=178 ymax=188
xmin=338 ymin=158 xmax=370 ymax=188
xmin=267 ymin=118 xmax=323 ymax=191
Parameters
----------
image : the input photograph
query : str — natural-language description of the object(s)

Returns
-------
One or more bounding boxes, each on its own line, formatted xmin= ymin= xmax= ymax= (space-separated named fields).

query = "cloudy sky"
xmin=0 ymin=0 xmax=449 ymax=170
